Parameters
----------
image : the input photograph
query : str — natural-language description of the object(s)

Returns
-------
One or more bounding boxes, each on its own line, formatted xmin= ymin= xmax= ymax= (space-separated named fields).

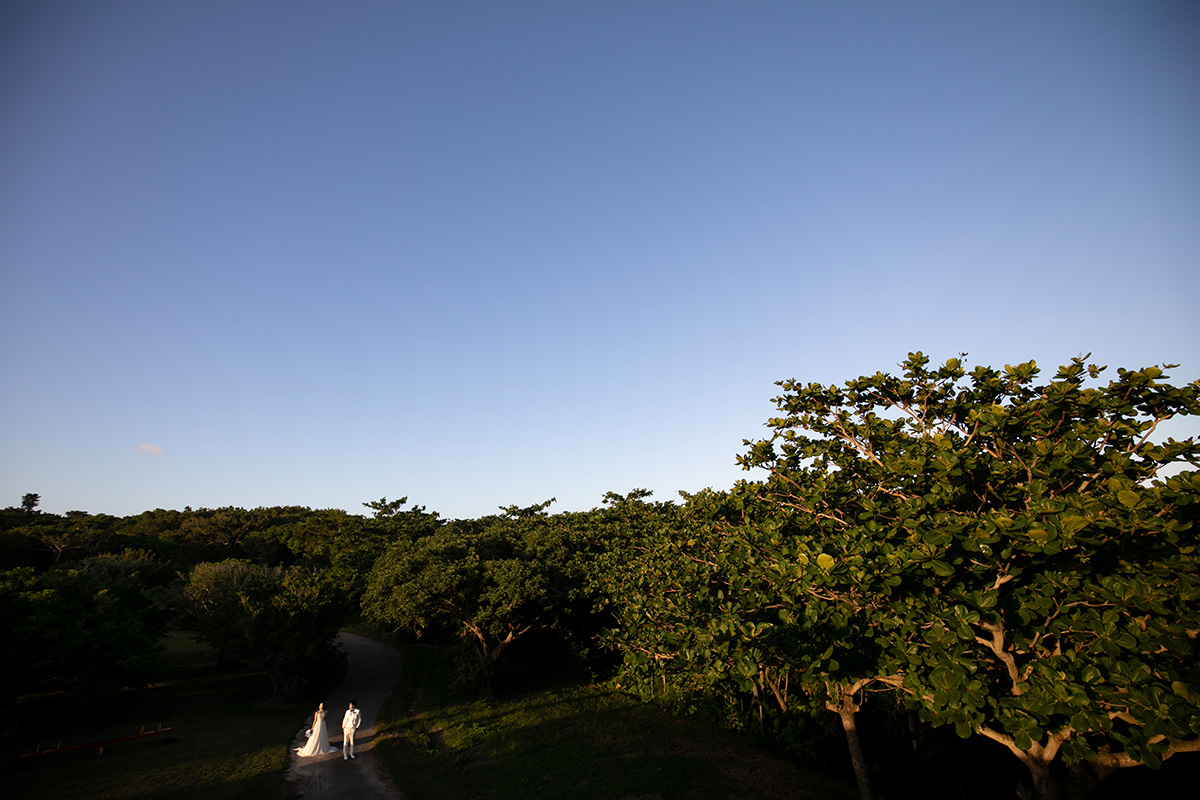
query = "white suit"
xmin=342 ymin=706 xmax=361 ymax=759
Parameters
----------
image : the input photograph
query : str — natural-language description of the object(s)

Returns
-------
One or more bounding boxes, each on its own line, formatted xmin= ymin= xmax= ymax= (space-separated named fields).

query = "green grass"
xmin=372 ymin=645 xmax=857 ymax=800
xmin=3 ymin=630 xmax=346 ymax=800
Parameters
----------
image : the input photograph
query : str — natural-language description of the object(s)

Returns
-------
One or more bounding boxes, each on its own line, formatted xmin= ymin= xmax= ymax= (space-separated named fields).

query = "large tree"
xmin=362 ymin=500 xmax=575 ymax=676
xmin=602 ymin=480 xmax=895 ymax=799
xmin=181 ymin=559 xmax=348 ymax=701
xmin=739 ymin=353 xmax=1200 ymax=800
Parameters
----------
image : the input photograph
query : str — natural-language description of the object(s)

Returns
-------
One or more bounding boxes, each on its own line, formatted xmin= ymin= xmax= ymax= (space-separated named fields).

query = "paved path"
xmin=281 ymin=632 xmax=404 ymax=800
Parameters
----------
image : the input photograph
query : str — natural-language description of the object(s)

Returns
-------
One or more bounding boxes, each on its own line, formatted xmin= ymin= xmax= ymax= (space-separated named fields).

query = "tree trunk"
xmin=266 ymin=665 xmax=298 ymax=703
xmin=1015 ymin=760 xmax=1059 ymax=800
xmin=834 ymin=698 xmax=874 ymax=800
xmin=1063 ymin=762 xmax=1106 ymax=800
xmin=1015 ymin=753 xmax=1110 ymax=800
xmin=979 ymin=725 xmax=1083 ymax=800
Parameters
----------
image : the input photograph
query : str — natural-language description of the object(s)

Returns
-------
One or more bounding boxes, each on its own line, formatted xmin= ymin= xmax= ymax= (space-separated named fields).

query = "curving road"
xmin=281 ymin=632 xmax=404 ymax=800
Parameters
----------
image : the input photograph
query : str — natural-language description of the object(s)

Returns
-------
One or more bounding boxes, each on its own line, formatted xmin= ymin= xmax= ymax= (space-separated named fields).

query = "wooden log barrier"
xmin=18 ymin=724 xmax=173 ymax=760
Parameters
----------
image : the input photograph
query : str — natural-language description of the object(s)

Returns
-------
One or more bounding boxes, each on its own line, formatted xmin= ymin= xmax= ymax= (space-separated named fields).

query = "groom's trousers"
xmin=343 ymin=727 xmax=356 ymax=757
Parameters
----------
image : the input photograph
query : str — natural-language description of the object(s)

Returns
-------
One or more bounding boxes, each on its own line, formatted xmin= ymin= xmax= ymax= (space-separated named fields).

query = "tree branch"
xmin=975 ymin=620 xmax=1024 ymax=695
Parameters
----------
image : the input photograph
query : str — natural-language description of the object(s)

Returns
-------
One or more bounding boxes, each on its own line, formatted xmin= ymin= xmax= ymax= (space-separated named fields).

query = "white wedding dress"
xmin=296 ymin=710 xmax=338 ymax=757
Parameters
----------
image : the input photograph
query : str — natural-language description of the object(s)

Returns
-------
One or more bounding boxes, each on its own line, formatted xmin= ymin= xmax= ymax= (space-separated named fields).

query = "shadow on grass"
xmin=8 ymin=739 xmax=288 ymax=800
xmin=372 ymin=645 xmax=854 ymax=800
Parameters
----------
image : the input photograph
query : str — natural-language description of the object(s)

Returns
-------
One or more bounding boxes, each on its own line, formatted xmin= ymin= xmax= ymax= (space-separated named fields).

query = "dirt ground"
xmin=280 ymin=633 xmax=404 ymax=800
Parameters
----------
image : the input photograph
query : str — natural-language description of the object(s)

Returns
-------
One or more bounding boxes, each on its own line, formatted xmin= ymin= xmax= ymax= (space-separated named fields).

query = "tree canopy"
xmin=363 ymin=502 xmax=568 ymax=669
xmin=181 ymin=559 xmax=349 ymax=701
xmin=730 ymin=353 xmax=1200 ymax=800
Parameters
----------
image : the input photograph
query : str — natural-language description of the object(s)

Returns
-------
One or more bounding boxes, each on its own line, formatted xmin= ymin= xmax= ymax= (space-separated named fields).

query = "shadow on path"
xmin=281 ymin=632 xmax=403 ymax=800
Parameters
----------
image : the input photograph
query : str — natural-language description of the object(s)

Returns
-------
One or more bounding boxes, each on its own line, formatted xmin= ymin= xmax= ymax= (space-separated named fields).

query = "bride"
xmin=296 ymin=702 xmax=339 ymax=757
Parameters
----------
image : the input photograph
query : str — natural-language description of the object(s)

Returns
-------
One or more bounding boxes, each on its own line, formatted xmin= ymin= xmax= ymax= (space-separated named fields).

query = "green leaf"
xmin=1117 ymin=490 xmax=1141 ymax=508
xmin=1112 ymin=631 xmax=1138 ymax=650
xmin=816 ymin=553 xmax=835 ymax=571
xmin=1060 ymin=515 xmax=1089 ymax=534
xmin=930 ymin=560 xmax=955 ymax=577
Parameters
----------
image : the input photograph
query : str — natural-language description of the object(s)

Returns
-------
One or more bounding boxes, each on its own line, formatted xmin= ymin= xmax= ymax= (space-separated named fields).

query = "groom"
xmin=342 ymin=700 xmax=361 ymax=760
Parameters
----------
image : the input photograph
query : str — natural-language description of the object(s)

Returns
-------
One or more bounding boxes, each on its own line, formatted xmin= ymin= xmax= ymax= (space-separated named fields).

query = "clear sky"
xmin=2 ymin=1 xmax=1198 ymax=519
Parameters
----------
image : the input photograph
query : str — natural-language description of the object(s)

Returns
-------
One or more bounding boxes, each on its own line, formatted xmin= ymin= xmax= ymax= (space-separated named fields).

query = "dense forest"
xmin=5 ymin=354 xmax=1199 ymax=800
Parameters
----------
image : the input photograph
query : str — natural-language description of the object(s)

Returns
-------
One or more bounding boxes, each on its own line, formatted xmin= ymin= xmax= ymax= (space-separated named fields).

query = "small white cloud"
xmin=136 ymin=443 xmax=164 ymax=457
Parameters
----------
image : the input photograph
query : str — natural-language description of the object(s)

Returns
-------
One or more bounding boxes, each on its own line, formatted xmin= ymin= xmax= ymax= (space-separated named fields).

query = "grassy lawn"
xmin=372 ymin=644 xmax=857 ymax=800
xmin=3 ymin=630 xmax=346 ymax=800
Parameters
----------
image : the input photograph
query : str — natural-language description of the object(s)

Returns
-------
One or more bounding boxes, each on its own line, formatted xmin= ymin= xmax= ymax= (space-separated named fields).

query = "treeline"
xmin=0 ymin=502 xmax=418 ymax=712
xmin=5 ymin=354 xmax=1199 ymax=800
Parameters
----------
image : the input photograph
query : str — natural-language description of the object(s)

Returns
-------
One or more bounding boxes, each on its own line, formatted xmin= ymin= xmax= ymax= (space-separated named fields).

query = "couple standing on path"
xmin=281 ymin=632 xmax=403 ymax=800
xmin=295 ymin=700 xmax=362 ymax=760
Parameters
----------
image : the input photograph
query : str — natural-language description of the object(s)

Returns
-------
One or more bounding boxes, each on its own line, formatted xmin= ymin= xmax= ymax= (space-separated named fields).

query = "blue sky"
xmin=2 ymin=1 xmax=1198 ymax=519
